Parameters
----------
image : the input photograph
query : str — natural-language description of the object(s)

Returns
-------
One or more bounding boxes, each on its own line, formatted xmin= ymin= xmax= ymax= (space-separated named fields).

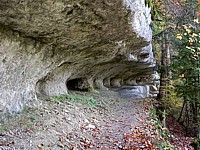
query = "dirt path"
xmin=92 ymin=99 xmax=145 ymax=149
xmin=0 ymin=90 xmax=148 ymax=150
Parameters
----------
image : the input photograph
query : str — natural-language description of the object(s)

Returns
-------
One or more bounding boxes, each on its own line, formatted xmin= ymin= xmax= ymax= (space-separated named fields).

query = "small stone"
xmin=87 ymin=124 xmax=96 ymax=129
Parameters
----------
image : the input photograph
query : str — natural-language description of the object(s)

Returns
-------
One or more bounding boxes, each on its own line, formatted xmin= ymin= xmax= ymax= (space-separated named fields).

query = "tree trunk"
xmin=157 ymin=32 xmax=170 ymax=100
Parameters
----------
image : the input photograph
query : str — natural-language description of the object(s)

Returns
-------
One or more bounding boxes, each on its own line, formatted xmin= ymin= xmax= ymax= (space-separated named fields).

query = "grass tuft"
xmin=51 ymin=94 xmax=106 ymax=108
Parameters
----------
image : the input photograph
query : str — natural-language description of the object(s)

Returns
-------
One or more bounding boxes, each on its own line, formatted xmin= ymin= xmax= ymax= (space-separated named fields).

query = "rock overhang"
xmin=0 ymin=0 xmax=154 ymax=113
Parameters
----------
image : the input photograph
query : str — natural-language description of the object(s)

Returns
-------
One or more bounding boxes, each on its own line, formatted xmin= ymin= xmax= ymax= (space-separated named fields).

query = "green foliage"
xmin=151 ymin=0 xmax=200 ymax=146
xmin=0 ymin=127 xmax=6 ymax=131
xmin=145 ymin=0 xmax=162 ymax=21
xmin=22 ymin=106 xmax=32 ymax=114
xmin=191 ymin=138 xmax=200 ymax=150
xmin=172 ymin=21 xmax=200 ymax=101
xmin=150 ymin=107 xmax=176 ymax=149
xmin=51 ymin=93 xmax=106 ymax=108
xmin=171 ymin=19 xmax=200 ymax=142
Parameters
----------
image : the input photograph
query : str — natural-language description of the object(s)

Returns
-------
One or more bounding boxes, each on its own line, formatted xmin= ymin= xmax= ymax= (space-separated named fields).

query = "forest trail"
xmin=0 ymin=90 xmax=193 ymax=149
xmin=0 ymin=89 xmax=149 ymax=150
xmin=91 ymin=99 xmax=146 ymax=149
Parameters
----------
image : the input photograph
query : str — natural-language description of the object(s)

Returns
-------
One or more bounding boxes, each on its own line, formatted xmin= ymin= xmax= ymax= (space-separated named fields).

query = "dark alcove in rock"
xmin=66 ymin=78 xmax=90 ymax=92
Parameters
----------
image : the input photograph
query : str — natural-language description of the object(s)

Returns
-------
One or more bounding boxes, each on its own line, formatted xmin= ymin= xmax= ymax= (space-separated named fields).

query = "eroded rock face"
xmin=0 ymin=0 xmax=153 ymax=113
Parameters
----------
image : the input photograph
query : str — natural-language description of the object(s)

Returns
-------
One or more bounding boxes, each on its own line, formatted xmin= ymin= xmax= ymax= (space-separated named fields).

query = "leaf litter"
xmin=0 ymin=91 xmax=194 ymax=149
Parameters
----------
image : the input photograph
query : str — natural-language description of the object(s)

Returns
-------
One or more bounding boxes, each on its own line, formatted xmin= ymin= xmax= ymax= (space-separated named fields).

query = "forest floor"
xmin=0 ymin=90 xmax=194 ymax=150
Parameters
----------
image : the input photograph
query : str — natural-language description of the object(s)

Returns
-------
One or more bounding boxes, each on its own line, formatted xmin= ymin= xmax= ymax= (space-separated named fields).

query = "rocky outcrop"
xmin=0 ymin=0 xmax=154 ymax=113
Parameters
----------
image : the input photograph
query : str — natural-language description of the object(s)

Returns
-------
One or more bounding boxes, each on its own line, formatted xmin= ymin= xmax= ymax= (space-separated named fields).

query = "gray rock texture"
xmin=0 ymin=0 xmax=154 ymax=113
xmin=118 ymin=85 xmax=150 ymax=99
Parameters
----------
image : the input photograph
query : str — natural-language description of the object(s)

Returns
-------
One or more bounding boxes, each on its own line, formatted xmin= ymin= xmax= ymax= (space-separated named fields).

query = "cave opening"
xmin=66 ymin=78 xmax=89 ymax=92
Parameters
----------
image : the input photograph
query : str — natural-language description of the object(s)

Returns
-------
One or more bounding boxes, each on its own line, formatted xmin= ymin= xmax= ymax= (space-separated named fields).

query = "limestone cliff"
xmin=0 ymin=0 xmax=154 ymax=113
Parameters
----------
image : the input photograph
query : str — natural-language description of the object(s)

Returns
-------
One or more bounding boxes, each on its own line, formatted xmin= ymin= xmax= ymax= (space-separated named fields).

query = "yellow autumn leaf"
xmin=186 ymin=28 xmax=191 ymax=34
xmin=197 ymin=47 xmax=200 ymax=51
xmin=176 ymin=34 xmax=182 ymax=40
xmin=180 ymin=0 xmax=186 ymax=3
xmin=192 ymin=33 xmax=198 ymax=37
xmin=194 ymin=18 xmax=199 ymax=23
